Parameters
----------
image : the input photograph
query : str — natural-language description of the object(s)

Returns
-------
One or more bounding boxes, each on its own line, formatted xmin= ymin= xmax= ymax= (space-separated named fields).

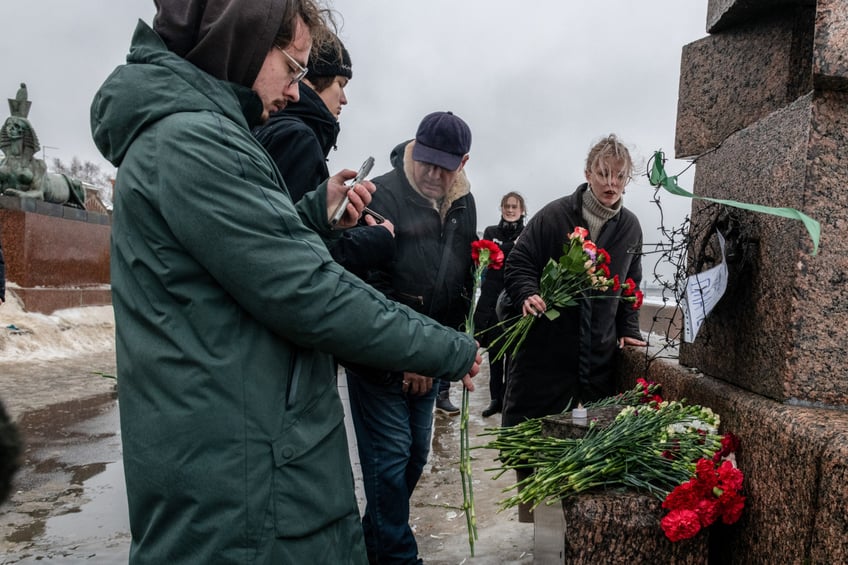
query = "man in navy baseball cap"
xmin=412 ymin=110 xmax=472 ymax=171
xmin=343 ymin=109 xmax=477 ymax=564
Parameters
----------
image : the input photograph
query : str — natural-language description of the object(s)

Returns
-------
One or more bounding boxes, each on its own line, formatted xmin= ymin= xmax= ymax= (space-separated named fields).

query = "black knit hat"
xmin=306 ymin=37 xmax=352 ymax=80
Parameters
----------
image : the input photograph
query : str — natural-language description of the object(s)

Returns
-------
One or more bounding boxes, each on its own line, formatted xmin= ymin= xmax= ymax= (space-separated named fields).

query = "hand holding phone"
xmin=331 ymin=156 xmax=374 ymax=225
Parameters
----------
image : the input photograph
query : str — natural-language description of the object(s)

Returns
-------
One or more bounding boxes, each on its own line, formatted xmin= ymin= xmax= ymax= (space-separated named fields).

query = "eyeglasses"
xmin=275 ymin=46 xmax=308 ymax=86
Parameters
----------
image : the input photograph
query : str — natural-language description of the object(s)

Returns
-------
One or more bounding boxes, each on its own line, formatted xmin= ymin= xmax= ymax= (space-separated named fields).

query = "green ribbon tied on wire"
xmin=648 ymin=151 xmax=821 ymax=255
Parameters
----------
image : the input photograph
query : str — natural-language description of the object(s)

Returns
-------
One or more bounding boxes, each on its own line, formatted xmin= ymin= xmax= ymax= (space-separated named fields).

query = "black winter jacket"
xmin=367 ymin=141 xmax=477 ymax=331
xmin=252 ymin=84 xmax=338 ymax=203
xmin=502 ymin=184 xmax=643 ymax=426
xmin=252 ymin=84 xmax=393 ymax=278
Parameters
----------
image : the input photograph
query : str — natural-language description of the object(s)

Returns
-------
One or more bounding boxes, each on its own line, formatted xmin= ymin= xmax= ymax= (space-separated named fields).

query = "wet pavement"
xmin=0 ymin=313 xmax=533 ymax=564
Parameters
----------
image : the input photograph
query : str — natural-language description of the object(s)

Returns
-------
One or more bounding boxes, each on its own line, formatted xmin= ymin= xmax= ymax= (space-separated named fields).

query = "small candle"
xmin=572 ymin=404 xmax=587 ymax=421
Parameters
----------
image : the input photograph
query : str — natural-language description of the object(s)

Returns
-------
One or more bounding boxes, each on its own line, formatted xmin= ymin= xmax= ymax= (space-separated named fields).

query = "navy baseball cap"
xmin=412 ymin=111 xmax=471 ymax=171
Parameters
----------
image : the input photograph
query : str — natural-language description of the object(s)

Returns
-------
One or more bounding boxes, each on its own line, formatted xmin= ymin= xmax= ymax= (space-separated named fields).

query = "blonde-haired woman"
xmin=502 ymin=134 xmax=647 ymax=426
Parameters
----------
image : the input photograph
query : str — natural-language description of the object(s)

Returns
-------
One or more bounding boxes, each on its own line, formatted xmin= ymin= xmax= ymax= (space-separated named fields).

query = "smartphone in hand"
xmin=330 ymin=156 xmax=374 ymax=225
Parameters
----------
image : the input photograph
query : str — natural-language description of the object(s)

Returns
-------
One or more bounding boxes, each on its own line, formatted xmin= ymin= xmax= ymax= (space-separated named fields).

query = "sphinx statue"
xmin=0 ymin=83 xmax=85 ymax=207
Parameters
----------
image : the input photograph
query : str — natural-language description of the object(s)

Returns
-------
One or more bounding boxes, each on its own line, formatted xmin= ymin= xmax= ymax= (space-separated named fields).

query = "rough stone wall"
xmin=675 ymin=10 xmax=813 ymax=159
xmin=675 ymin=1 xmax=848 ymax=406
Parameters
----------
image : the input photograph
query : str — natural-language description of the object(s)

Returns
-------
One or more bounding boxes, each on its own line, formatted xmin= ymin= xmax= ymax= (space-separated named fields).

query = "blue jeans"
xmin=346 ymin=370 xmax=437 ymax=565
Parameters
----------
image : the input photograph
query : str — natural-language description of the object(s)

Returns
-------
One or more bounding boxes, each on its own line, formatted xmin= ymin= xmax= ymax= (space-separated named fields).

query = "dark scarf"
xmin=273 ymin=83 xmax=340 ymax=156
xmin=498 ymin=217 xmax=524 ymax=239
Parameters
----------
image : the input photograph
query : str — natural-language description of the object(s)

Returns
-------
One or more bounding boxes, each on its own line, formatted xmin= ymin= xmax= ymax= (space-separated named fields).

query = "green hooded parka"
xmin=90 ymin=3 xmax=477 ymax=563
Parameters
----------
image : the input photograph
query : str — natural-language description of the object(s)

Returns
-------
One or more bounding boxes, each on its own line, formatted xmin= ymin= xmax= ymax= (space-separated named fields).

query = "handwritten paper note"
xmin=681 ymin=231 xmax=728 ymax=343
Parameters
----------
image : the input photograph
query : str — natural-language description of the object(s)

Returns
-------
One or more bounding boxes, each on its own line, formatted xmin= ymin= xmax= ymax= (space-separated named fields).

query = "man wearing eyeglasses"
xmin=255 ymin=33 xmax=352 ymax=203
xmin=89 ymin=1 xmax=481 ymax=563
xmin=254 ymin=33 xmax=396 ymax=279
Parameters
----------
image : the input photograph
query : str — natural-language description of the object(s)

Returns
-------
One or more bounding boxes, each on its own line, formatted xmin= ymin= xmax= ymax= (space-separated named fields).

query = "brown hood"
xmin=153 ymin=0 xmax=287 ymax=88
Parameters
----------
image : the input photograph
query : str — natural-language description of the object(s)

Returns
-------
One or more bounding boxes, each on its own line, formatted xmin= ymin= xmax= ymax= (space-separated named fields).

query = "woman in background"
xmin=474 ymin=191 xmax=526 ymax=417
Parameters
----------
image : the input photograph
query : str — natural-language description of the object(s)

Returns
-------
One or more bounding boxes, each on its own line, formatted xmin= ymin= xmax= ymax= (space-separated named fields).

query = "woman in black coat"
xmin=502 ymin=135 xmax=647 ymax=427
xmin=474 ymin=191 xmax=526 ymax=417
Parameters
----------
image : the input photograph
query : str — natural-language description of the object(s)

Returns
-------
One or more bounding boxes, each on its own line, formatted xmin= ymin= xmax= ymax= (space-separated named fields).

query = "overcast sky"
xmin=1 ymin=1 xmax=709 ymax=273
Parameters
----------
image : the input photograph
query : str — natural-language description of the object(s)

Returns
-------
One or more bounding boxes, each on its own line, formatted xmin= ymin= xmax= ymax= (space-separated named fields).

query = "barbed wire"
xmin=634 ymin=154 xmax=731 ymax=374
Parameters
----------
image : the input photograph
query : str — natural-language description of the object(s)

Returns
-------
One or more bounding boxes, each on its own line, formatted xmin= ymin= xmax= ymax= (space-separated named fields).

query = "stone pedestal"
xmin=533 ymin=409 xmax=709 ymax=564
xmin=535 ymin=495 xmax=709 ymax=564
xmin=559 ymin=491 xmax=708 ymax=565
xmin=674 ymin=1 xmax=848 ymax=407
xmin=0 ymin=195 xmax=111 ymax=314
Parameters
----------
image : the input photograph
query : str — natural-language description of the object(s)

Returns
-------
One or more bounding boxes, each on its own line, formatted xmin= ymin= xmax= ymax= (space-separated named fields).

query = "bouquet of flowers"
xmin=489 ymin=226 xmax=643 ymax=361
xmin=459 ymin=239 xmax=504 ymax=555
xmin=660 ymin=436 xmax=744 ymax=541
xmin=481 ymin=379 xmax=745 ymax=542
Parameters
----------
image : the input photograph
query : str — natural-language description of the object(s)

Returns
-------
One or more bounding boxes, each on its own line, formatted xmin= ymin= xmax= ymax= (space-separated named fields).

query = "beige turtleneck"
xmin=582 ymin=186 xmax=621 ymax=240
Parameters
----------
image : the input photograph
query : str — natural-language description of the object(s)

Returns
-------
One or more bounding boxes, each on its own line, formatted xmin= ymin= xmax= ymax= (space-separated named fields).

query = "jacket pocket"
xmin=286 ymin=348 xmax=337 ymax=409
xmin=270 ymin=400 xmax=356 ymax=538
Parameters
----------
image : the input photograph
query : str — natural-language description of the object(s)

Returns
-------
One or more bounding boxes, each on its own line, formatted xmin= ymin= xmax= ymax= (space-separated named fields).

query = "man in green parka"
xmin=89 ymin=1 xmax=480 ymax=563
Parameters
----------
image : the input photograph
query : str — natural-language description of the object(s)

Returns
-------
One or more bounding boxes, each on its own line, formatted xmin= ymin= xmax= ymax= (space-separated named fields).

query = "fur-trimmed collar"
xmin=402 ymin=141 xmax=470 ymax=221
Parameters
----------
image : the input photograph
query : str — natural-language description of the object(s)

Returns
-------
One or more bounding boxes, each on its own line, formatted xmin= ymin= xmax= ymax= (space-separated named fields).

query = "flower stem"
xmin=460 ymin=386 xmax=478 ymax=554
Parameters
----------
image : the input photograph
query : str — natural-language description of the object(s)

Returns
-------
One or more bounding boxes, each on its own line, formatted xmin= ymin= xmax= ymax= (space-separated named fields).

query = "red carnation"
xmin=635 ymin=378 xmax=662 ymax=404
xmin=717 ymin=491 xmax=746 ymax=524
xmin=598 ymin=248 xmax=611 ymax=265
xmin=661 ymin=509 xmax=702 ymax=542
xmin=612 ymin=274 xmax=621 ymax=292
xmin=622 ymin=277 xmax=636 ymax=296
xmin=694 ymin=498 xmax=721 ymax=527
xmin=471 ymin=240 xmax=504 ymax=270
xmin=663 ymin=481 xmax=699 ymax=511
xmin=632 ymin=289 xmax=644 ymax=310
xmin=695 ymin=459 xmax=718 ymax=484
xmin=713 ymin=433 xmax=741 ymax=462
xmin=716 ymin=460 xmax=744 ymax=492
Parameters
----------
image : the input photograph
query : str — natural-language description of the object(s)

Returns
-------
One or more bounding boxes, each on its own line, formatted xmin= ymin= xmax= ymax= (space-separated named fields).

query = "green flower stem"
xmin=460 ymin=386 xmax=477 ymax=554
xmin=459 ymin=259 xmax=489 ymax=556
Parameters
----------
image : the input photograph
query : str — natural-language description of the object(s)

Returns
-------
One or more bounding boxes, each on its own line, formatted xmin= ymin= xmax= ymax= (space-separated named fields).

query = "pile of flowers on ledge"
xmin=481 ymin=379 xmax=745 ymax=542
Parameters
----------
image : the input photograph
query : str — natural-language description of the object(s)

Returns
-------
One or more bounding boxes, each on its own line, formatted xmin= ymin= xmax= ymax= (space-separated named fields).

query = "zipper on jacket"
xmin=396 ymin=291 xmax=424 ymax=307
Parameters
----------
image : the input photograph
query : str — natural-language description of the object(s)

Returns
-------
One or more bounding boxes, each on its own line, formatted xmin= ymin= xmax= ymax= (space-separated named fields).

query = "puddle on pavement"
xmin=2 ymin=393 xmax=130 ymax=563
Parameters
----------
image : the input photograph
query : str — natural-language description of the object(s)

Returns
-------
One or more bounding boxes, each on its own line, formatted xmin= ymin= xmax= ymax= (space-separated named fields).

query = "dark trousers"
xmin=346 ymin=370 xmax=436 ymax=564
xmin=488 ymin=353 xmax=506 ymax=402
